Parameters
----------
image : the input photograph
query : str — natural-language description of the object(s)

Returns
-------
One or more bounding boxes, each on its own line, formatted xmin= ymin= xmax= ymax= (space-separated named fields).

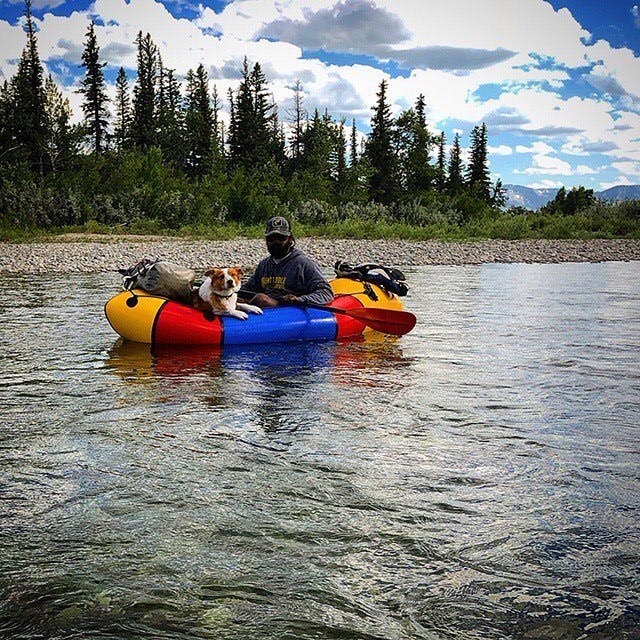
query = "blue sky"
xmin=1 ymin=0 xmax=639 ymax=190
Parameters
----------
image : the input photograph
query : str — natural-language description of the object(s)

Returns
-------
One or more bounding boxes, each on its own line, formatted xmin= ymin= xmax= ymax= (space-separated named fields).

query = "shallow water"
xmin=1 ymin=263 xmax=639 ymax=640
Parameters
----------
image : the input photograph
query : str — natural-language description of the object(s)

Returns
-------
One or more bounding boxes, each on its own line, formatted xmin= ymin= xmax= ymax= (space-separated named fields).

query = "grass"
xmin=2 ymin=211 xmax=640 ymax=243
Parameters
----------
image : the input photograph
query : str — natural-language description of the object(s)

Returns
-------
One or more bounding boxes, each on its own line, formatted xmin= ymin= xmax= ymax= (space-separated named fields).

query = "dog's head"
xmin=204 ymin=267 xmax=244 ymax=293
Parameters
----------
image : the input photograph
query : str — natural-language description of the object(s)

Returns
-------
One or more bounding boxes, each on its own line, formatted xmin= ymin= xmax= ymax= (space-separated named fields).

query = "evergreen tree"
xmin=211 ymin=84 xmax=225 ymax=168
xmin=296 ymin=109 xmax=335 ymax=200
xmin=0 ymin=81 xmax=16 ymax=165
xmin=541 ymin=185 xmax=595 ymax=215
xmin=11 ymin=0 xmax=47 ymax=173
xmin=366 ymin=79 xmax=400 ymax=204
xmin=78 ymin=21 xmax=109 ymax=153
xmin=270 ymin=102 xmax=287 ymax=170
xmin=334 ymin=119 xmax=349 ymax=202
xmin=447 ymin=132 xmax=464 ymax=194
xmin=184 ymin=64 xmax=214 ymax=177
xmin=335 ymin=118 xmax=369 ymax=203
xmin=132 ymin=31 xmax=158 ymax=148
xmin=43 ymin=74 xmax=74 ymax=173
xmin=490 ymin=178 xmax=507 ymax=209
xmin=396 ymin=96 xmax=434 ymax=196
xmin=228 ymin=58 xmax=280 ymax=170
xmin=406 ymin=94 xmax=433 ymax=193
xmin=466 ymin=122 xmax=490 ymax=201
xmin=157 ymin=63 xmax=184 ymax=166
xmin=350 ymin=118 xmax=358 ymax=166
xmin=288 ymin=80 xmax=306 ymax=170
xmin=435 ymin=131 xmax=446 ymax=192
xmin=113 ymin=67 xmax=132 ymax=151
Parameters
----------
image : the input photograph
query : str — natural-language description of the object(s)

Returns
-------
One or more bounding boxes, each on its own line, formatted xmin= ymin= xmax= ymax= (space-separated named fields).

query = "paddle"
xmin=239 ymin=289 xmax=416 ymax=336
xmin=302 ymin=301 xmax=417 ymax=336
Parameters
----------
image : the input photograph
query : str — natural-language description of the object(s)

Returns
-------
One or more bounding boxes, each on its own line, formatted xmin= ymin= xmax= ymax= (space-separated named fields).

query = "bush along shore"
xmin=1 ymin=238 xmax=639 ymax=275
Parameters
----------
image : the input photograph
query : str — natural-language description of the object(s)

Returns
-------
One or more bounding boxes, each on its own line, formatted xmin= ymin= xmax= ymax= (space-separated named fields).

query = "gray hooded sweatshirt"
xmin=244 ymin=248 xmax=334 ymax=305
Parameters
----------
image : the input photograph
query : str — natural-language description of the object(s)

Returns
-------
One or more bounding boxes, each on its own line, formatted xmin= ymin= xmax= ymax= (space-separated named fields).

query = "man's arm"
xmin=297 ymin=258 xmax=334 ymax=305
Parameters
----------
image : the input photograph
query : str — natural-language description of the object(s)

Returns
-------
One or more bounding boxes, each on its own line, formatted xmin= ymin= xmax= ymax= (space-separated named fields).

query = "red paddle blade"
xmin=346 ymin=307 xmax=417 ymax=336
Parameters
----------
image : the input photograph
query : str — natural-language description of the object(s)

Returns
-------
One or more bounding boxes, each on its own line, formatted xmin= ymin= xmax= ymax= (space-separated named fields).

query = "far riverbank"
xmin=1 ymin=237 xmax=639 ymax=274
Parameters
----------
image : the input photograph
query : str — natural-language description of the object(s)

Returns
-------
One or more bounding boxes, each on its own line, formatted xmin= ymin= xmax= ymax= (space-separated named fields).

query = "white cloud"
xmin=488 ymin=144 xmax=512 ymax=155
xmin=612 ymin=160 xmax=640 ymax=176
xmin=515 ymin=153 xmax=573 ymax=175
xmin=516 ymin=141 xmax=555 ymax=155
xmin=586 ymin=41 xmax=640 ymax=99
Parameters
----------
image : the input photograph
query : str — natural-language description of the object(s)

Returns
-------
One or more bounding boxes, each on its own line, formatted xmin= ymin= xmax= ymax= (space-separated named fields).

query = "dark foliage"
xmin=3 ymin=8 xmax=633 ymax=239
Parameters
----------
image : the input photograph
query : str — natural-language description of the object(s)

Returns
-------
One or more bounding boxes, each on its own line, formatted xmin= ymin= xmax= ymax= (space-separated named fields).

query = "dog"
xmin=196 ymin=267 xmax=263 ymax=320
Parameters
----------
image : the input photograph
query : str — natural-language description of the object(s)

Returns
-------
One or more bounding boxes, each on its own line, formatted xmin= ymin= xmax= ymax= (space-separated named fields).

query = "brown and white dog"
xmin=197 ymin=267 xmax=263 ymax=320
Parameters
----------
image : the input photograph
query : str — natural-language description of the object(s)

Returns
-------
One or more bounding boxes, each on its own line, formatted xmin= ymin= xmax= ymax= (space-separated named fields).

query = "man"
xmin=242 ymin=216 xmax=334 ymax=308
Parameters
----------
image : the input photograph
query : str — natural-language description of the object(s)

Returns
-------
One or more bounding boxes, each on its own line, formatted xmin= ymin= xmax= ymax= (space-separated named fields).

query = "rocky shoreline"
xmin=1 ymin=237 xmax=639 ymax=274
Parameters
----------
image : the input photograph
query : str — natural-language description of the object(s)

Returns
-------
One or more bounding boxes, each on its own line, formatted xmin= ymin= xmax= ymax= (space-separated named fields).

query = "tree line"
xmin=3 ymin=1 xmax=636 ymax=239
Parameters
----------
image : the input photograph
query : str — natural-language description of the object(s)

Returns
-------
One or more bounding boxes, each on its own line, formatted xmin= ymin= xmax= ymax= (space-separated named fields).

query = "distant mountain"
xmin=503 ymin=185 xmax=559 ymax=210
xmin=503 ymin=184 xmax=640 ymax=210
xmin=597 ymin=185 xmax=640 ymax=202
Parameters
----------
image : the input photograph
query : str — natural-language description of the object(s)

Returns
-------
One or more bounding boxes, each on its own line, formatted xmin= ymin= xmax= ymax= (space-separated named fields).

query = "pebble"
xmin=1 ymin=237 xmax=639 ymax=274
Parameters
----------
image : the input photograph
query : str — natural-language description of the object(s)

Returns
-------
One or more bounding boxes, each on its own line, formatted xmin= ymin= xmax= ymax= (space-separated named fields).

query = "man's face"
xmin=266 ymin=234 xmax=292 ymax=259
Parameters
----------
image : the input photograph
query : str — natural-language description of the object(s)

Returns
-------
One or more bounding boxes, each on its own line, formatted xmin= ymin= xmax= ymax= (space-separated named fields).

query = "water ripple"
xmin=1 ymin=265 xmax=639 ymax=639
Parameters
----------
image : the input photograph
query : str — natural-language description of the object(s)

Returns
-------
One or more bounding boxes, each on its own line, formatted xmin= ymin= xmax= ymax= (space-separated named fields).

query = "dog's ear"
xmin=230 ymin=267 xmax=244 ymax=278
xmin=204 ymin=267 xmax=219 ymax=277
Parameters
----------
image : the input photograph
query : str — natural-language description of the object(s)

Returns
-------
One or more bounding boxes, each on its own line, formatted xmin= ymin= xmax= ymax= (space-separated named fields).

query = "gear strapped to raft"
xmin=118 ymin=257 xmax=195 ymax=303
xmin=117 ymin=257 xmax=407 ymax=306
xmin=334 ymin=260 xmax=409 ymax=297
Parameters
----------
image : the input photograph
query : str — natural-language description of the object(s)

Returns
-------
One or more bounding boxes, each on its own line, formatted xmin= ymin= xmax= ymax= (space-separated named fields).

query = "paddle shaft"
xmin=239 ymin=289 xmax=416 ymax=336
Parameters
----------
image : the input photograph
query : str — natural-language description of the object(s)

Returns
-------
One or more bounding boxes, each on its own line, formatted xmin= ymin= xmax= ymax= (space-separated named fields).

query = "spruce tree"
xmin=113 ymin=67 xmax=132 ymax=151
xmin=490 ymin=179 xmax=507 ymax=208
xmin=211 ymin=84 xmax=225 ymax=167
xmin=406 ymin=94 xmax=433 ymax=193
xmin=350 ymin=118 xmax=358 ymax=166
xmin=447 ymin=132 xmax=464 ymax=195
xmin=288 ymin=79 xmax=306 ymax=170
xmin=184 ymin=64 xmax=214 ymax=177
xmin=366 ymin=79 xmax=400 ymax=204
xmin=11 ymin=0 xmax=47 ymax=173
xmin=297 ymin=109 xmax=334 ymax=200
xmin=157 ymin=63 xmax=184 ymax=166
xmin=78 ymin=21 xmax=109 ymax=153
xmin=228 ymin=58 xmax=279 ymax=170
xmin=251 ymin=61 xmax=281 ymax=165
xmin=43 ymin=74 xmax=74 ymax=173
xmin=466 ymin=122 xmax=490 ymax=201
xmin=435 ymin=131 xmax=446 ymax=192
xmin=0 ymin=81 xmax=16 ymax=164
xmin=132 ymin=31 xmax=158 ymax=148
xmin=334 ymin=120 xmax=349 ymax=202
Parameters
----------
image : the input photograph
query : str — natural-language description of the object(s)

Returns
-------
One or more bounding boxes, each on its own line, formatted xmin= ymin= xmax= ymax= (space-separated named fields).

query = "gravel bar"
xmin=1 ymin=237 xmax=639 ymax=274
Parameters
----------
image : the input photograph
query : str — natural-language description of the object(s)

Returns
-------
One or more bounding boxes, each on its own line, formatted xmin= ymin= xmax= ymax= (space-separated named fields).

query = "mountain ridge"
xmin=503 ymin=184 xmax=640 ymax=210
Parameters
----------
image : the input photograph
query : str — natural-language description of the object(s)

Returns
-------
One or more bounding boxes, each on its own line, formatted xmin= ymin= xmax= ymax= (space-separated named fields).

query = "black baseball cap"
xmin=265 ymin=216 xmax=292 ymax=237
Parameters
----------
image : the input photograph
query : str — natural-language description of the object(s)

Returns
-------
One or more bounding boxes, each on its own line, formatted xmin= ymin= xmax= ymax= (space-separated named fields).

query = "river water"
xmin=1 ymin=263 xmax=639 ymax=640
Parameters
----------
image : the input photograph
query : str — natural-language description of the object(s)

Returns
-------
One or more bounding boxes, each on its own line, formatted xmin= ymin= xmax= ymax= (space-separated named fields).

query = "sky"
xmin=1 ymin=0 xmax=639 ymax=191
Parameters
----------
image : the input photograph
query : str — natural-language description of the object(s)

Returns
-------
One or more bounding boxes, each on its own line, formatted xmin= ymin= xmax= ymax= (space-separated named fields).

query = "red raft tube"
xmin=104 ymin=278 xmax=409 ymax=347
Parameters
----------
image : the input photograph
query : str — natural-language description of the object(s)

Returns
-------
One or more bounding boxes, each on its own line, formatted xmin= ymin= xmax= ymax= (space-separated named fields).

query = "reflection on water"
xmin=1 ymin=263 xmax=639 ymax=639
xmin=106 ymin=333 xmax=408 ymax=383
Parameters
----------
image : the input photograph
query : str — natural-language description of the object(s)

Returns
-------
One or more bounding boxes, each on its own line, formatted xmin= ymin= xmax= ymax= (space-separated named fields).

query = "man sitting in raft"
xmin=242 ymin=216 xmax=334 ymax=308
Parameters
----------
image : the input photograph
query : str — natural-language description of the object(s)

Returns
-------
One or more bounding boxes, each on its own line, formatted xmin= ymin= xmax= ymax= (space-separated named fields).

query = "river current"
xmin=1 ymin=262 xmax=639 ymax=639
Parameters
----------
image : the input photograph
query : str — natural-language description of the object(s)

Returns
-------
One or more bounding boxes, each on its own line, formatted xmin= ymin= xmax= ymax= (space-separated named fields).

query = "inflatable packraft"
xmin=105 ymin=277 xmax=411 ymax=347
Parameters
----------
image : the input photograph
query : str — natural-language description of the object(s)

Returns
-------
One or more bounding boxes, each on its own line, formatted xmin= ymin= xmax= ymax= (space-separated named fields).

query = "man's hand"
xmin=280 ymin=294 xmax=301 ymax=304
xmin=249 ymin=293 xmax=280 ymax=308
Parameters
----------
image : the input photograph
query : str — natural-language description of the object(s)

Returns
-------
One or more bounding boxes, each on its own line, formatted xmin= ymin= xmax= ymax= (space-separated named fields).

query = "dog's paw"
xmin=247 ymin=305 xmax=263 ymax=315
xmin=234 ymin=310 xmax=249 ymax=320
